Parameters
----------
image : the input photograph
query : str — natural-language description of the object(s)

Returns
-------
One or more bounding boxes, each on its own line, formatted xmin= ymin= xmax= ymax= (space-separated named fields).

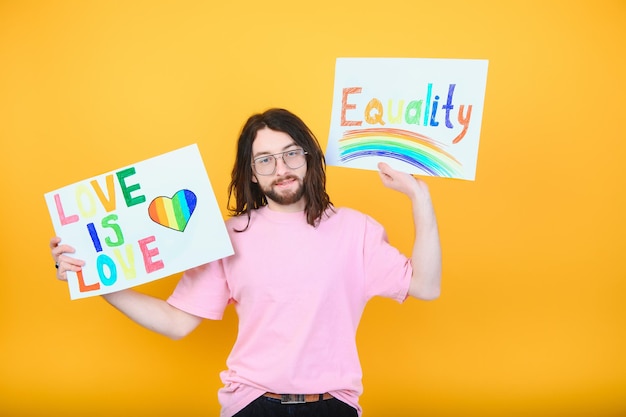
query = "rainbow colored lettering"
xmin=52 ymin=167 xmax=198 ymax=295
xmin=52 ymin=167 xmax=165 ymax=293
xmin=333 ymin=82 xmax=481 ymax=179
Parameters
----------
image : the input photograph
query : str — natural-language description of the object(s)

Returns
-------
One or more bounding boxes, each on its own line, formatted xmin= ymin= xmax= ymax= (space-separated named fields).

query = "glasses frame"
xmin=251 ymin=148 xmax=308 ymax=176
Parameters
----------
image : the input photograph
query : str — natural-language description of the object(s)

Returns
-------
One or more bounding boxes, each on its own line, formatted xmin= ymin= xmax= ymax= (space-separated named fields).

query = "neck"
xmin=265 ymin=197 xmax=306 ymax=213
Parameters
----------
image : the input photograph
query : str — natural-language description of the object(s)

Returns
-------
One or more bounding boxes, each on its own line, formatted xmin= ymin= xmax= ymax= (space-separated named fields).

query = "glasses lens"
xmin=284 ymin=150 xmax=306 ymax=169
xmin=254 ymin=156 xmax=276 ymax=175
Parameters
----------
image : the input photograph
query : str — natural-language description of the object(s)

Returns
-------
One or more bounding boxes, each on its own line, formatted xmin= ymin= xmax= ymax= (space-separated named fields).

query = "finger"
xmin=49 ymin=236 xmax=61 ymax=250
xmin=377 ymin=162 xmax=394 ymax=179
xmin=50 ymin=237 xmax=61 ymax=269
xmin=377 ymin=169 xmax=392 ymax=186
xmin=377 ymin=161 xmax=392 ymax=174
xmin=56 ymin=258 xmax=84 ymax=281
xmin=50 ymin=237 xmax=61 ymax=257
xmin=52 ymin=244 xmax=76 ymax=260
xmin=56 ymin=261 xmax=69 ymax=281
xmin=50 ymin=237 xmax=62 ymax=261
xmin=57 ymin=254 xmax=84 ymax=268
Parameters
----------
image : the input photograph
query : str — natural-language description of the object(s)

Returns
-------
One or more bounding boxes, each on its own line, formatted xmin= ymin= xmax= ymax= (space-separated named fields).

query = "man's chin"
xmin=267 ymin=194 xmax=301 ymax=206
xmin=265 ymin=188 xmax=304 ymax=206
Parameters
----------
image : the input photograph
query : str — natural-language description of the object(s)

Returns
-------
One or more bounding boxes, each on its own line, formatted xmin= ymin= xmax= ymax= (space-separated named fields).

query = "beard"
xmin=261 ymin=175 xmax=305 ymax=206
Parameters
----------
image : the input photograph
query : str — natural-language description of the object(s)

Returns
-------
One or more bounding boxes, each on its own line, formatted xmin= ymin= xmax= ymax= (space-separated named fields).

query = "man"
xmin=50 ymin=108 xmax=441 ymax=417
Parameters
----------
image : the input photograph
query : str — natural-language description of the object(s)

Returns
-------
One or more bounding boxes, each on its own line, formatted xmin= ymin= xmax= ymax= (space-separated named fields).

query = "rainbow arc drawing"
xmin=338 ymin=128 xmax=462 ymax=178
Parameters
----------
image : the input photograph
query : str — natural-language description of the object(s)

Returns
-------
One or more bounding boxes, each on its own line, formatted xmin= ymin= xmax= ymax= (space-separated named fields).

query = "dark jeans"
xmin=233 ymin=395 xmax=358 ymax=417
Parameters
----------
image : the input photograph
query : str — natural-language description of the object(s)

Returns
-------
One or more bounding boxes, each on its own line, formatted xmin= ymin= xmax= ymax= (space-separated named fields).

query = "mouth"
xmin=274 ymin=176 xmax=298 ymax=187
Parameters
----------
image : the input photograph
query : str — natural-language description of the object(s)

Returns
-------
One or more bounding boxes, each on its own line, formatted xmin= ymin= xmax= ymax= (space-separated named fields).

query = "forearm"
xmin=102 ymin=289 xmax=202 ymax=340
xmin=375 ymin=163 xmax=442 ymax=300
xmin=407 ymin=193 xmax=442 ymax=300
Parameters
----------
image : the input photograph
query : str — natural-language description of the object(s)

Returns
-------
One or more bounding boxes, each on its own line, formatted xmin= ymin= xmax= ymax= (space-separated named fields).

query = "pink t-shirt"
xmin=167 ymin=206 xmax=412 ymax=416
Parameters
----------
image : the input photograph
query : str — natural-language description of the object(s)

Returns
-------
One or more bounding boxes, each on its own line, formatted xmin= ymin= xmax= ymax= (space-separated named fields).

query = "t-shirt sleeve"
xmin=362 ymin=214 xmax=413 ymax=302
xmin=167 ymin=260 xmax=231 ymax=320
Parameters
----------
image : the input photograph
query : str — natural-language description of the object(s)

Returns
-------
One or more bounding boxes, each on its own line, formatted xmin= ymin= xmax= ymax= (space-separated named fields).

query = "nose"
xmin=274 ymin=155 xmax=290 ymax=175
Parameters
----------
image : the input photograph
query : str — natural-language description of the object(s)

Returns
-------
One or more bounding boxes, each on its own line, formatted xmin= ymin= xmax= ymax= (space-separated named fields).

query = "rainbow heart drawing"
xmin=148 ymin=189 xmax=197 ymax=232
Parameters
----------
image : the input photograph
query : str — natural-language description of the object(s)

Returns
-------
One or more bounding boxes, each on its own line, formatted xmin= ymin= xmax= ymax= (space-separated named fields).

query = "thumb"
xmin=377 ymin=162 xmax=394 ymax=179
xmin=377 ymin=162 xmax=396 ymax=187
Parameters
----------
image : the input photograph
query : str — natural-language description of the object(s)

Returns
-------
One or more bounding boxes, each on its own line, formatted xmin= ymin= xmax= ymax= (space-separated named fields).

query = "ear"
xmin=251 ymin=174 xmax=258 ymax=183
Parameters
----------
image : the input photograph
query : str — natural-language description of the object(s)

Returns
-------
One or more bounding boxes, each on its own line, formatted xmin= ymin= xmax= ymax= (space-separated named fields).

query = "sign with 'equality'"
xmin=44 ymin=144 xmax=234 ymax=300
xmin=325 ymin=57 xmax=489 ymax=181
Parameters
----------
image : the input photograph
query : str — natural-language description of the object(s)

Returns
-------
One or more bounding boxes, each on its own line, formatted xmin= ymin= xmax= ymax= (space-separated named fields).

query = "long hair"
xmin=227 ymin=108 xmax=332 ymax=231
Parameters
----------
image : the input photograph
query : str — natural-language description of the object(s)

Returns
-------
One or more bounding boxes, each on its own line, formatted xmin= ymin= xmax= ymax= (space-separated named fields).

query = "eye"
xmin=255 ymin=156 xmax=272 ymax=165
xmin=285 ymin=150 xmax=300 ymax=158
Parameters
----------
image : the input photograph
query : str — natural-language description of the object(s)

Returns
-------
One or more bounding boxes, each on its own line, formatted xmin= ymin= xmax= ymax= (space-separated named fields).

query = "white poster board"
xmin=326 ymin=58 xmax=489 ymax=181
xmin=44 ymin=144 xmax=234 ymax=300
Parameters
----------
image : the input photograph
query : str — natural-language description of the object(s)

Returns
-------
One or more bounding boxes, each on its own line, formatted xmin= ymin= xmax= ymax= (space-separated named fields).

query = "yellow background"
xmin=1 ymin=1 xmax=624 ymax=416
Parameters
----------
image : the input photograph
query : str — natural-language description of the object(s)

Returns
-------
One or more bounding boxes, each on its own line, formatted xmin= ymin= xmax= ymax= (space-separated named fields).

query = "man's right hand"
xmin=49 ymin=236 xmax=85 ymax=282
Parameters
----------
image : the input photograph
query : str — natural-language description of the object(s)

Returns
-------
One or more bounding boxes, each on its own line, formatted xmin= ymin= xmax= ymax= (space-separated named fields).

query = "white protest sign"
xmin=326 ymin=58 xmax=489 ymax=181
xmin=45 ymin=144 xmax=234 ymax=300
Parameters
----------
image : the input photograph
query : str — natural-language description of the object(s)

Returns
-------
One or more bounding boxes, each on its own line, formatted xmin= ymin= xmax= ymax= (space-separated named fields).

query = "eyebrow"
xmin=252 ymin=142 xmax=299 ymax=159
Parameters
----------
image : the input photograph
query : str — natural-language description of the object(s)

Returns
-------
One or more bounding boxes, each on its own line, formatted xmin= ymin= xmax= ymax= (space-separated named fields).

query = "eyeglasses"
xmin=252 ymin=148 xmax=308 ymax=176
